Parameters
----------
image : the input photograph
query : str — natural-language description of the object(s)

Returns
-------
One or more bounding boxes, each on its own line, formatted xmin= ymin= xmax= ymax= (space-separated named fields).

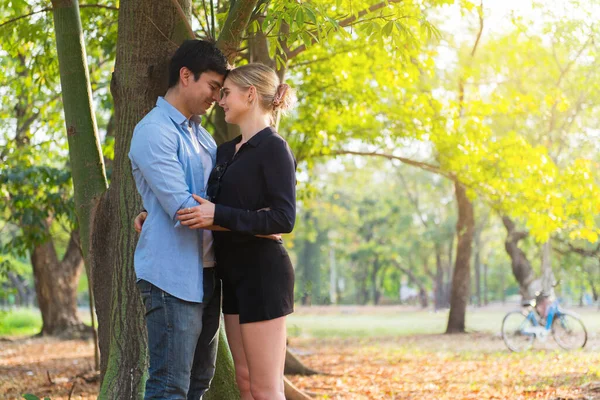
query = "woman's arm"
xmin=213 ymin=138 xmax=297 ymax=235
xmin=140 ymin=211 xmax=282 ymax=240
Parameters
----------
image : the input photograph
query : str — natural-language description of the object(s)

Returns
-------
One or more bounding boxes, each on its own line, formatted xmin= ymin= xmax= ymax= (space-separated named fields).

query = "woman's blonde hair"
xmin=226 ymin=63 xmax=296 ymax=123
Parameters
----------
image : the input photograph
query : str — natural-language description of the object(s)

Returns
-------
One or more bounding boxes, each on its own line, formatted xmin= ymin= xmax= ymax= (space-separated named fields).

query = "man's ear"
xmin=179 ymin=67 xmax=191 ymax=87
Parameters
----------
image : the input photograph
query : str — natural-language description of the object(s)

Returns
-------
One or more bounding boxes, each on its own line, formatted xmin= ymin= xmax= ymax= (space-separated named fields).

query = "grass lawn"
xmin=0 ymin=307 xmax=93 ymax=337
xmin=0 ymin=308 xmax=42 ymax=337
xmin=287 ymin=304 xmax=600 ymax=339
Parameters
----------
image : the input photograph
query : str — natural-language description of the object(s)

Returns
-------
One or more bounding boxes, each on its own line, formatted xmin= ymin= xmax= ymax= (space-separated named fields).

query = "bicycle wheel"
xmin=502 ymin=310 xmax=536 ymax=352
xmin=552 ymin=311 xmax=587 ymax=350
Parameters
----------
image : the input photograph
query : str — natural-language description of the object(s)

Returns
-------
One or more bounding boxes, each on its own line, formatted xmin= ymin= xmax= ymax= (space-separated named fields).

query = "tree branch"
xmin=323 ymin=149 xmax=453 ymax=179
xmin=286 ymin=0 xmax=405 ymax=59
xmin=61 ymin=230 xmax=84 ymax=272
xmin=553 ymin=238 xmax=600 ymax=258
xmin=167 ymin=0 xmax=195 ymax=39
xmin=0 ymin=4 xmax=118 ymax=29
xmin=458 ymin=1 xmax=484 ymax=114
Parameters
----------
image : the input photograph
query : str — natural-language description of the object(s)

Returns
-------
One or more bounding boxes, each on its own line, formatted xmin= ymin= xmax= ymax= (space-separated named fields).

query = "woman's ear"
xmin=248 ymin=86 xmax=256 ymax=103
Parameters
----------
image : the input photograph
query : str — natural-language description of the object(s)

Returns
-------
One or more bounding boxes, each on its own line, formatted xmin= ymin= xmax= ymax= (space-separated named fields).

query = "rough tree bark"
xmin=446 ymin=182 xmax=475 ymax=334
xmin=31 ymin=227 xmax=88 ymax=337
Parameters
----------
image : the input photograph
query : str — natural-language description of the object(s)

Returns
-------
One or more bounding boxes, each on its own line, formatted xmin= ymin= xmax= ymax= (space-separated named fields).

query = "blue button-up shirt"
xmin=129 ymin=97 xmax=217 ymax=302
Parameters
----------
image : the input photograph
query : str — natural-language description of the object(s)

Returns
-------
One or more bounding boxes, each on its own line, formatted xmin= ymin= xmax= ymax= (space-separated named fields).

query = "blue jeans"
xmin=138 ymin=268 xmax=221 ymax=400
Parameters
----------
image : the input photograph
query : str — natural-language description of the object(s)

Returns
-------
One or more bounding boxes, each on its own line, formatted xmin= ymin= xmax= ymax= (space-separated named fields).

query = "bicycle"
xmin=501 ymin=293 xmax=588 ymax=352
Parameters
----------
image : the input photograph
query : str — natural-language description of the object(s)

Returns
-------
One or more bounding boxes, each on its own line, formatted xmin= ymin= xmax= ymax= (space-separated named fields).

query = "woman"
xmin=139 ymin=63 xmax=296 ymax=400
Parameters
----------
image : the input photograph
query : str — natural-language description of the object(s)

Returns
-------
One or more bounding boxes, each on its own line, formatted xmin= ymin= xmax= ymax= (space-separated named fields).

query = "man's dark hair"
xmin=168 ymin=40 xmax=229 ymax=88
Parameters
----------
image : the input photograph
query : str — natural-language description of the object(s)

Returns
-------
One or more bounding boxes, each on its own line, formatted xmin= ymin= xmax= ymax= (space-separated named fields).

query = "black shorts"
xmin=215 ymin=239 xmax=294 ymax=324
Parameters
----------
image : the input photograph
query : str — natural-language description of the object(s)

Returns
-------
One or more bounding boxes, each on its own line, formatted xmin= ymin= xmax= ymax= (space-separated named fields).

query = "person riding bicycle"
xmin=534 ymin=291 xmax=557 ymax=329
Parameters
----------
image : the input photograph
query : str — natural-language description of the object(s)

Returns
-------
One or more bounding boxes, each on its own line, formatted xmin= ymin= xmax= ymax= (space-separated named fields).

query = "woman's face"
xmin=218 ymin=80 xmax=251 ymax=125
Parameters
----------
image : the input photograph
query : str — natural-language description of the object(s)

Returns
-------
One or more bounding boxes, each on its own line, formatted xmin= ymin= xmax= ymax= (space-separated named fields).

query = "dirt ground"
xmin=1 ymin=333 xmax=599 ymax=400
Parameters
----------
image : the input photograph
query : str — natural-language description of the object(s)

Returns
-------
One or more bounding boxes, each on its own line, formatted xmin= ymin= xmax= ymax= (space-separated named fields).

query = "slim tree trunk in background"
xmin=7 ymin=272 xmax=34 ymax=306
xmin=501 ymin=267 xmax=506 ymax=304
xmin=434 ymin=244 xmax=445 ymax=310
xmin=394 ymin=260 xmax=429 ymax=309
xmin=483 ymin=262 xmax=489 ymax=305
xmin=329 ymin=247 xmax=337 ymax=304
xmin=297 ymin=213 xmax=319 ymax=305
xmin=51 ymin=0 xmax=108 ymax=345
xmin=51 ymin=0 xmax=108 ymax=269
xmin=371 ymin=258 xmax=381 ymax=305
xmin=446 ymin=182 xmax=475 ymax=334
xmin=445 ymin=237 xmax=454 ymax=307
xmin=473 ymin=220 xmax=482 ymax=307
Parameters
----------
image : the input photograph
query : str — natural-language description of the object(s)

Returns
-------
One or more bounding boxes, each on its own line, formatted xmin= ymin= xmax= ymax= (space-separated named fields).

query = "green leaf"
xmin=302 ymin=32 xmax=313 ymax=47
xmin=382 ymin=21 xmax=394 ymax=36
xmin=296 ymin=7 xmax=305 ymax=27
xmin=305 ymin=6 xmax=317 ymax=24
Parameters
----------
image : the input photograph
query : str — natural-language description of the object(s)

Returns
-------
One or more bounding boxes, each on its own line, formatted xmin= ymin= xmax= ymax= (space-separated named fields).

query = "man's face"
xmin=184 ymin=69 xmax=224 ymax=115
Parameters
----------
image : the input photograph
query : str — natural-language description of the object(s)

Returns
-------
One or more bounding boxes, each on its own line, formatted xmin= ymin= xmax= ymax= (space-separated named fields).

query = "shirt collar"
xmin=237 ymin=127 xmax=274 ymax=148
xmin=156 ymin=96 xmax=201 ymax=128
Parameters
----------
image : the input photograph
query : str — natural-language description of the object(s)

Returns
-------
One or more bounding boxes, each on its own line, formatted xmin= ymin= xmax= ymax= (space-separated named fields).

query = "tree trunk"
xmin=473 ymin=220 xmax=482 ymax=307
xmin=434 ymin=244 xmax=445 ymax=310
xmin=446 ymin=182 xmax=475 ymax=334
xmin=585 ymin=263 xmax=598 ymax=301
xmin=395 ymin=259 xmax=428 ymax=308
xmin=483 ymin=262 xmax=489 ymax=305
xmin=6 ymin=272 xmax=34 ymax=307
xmin=445 ymin=236 xmax=454 ymax=307
xmin=204 ymin=328 xmax=241 ymax=400
xmin=371 ymin=258 xmax=381 ymax=305
xmin=502 ymin=216 xmax=541 ymax=300
xmin=51 ymin=0 xmax=107 ymax=344
xmin=329 ymin=247 xmax=338 ymax=304
xmin=284 ymin=350 xmax=319 ymax=376
xmin=216 ymin=0 xmax=260 ymax=61
xmin=31 ymin=229 xmax=87 ymax=337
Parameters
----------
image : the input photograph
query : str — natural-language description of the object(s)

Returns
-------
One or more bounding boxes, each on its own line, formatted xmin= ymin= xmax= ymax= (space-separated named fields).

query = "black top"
xmin=211 ymin=127 xmax=297 ymax=240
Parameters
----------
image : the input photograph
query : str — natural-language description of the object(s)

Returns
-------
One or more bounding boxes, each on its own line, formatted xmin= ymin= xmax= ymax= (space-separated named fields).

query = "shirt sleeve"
xmin=213 ymin=138 xmax=297 ymax=235
xmin=129 ymin=123 xmax=200 ymax=222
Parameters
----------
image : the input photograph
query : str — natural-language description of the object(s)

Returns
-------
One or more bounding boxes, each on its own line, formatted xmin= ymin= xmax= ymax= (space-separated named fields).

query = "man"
xmin=128 ymin=40 xmax=228 ymax=399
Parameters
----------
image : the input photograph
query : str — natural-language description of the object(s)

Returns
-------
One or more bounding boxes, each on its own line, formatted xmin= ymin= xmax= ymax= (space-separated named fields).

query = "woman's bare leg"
xmin=240 ymin=316 xmax=287 ymax=400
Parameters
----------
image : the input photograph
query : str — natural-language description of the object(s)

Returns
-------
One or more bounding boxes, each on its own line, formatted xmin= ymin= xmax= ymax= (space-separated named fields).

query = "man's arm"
xmin=129 ymin=123 xmax=199 ymax=223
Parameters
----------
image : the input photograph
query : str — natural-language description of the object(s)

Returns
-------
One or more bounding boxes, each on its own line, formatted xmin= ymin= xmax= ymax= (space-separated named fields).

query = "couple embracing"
xmin=129 ymin=39 xmax=296 ymax=400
